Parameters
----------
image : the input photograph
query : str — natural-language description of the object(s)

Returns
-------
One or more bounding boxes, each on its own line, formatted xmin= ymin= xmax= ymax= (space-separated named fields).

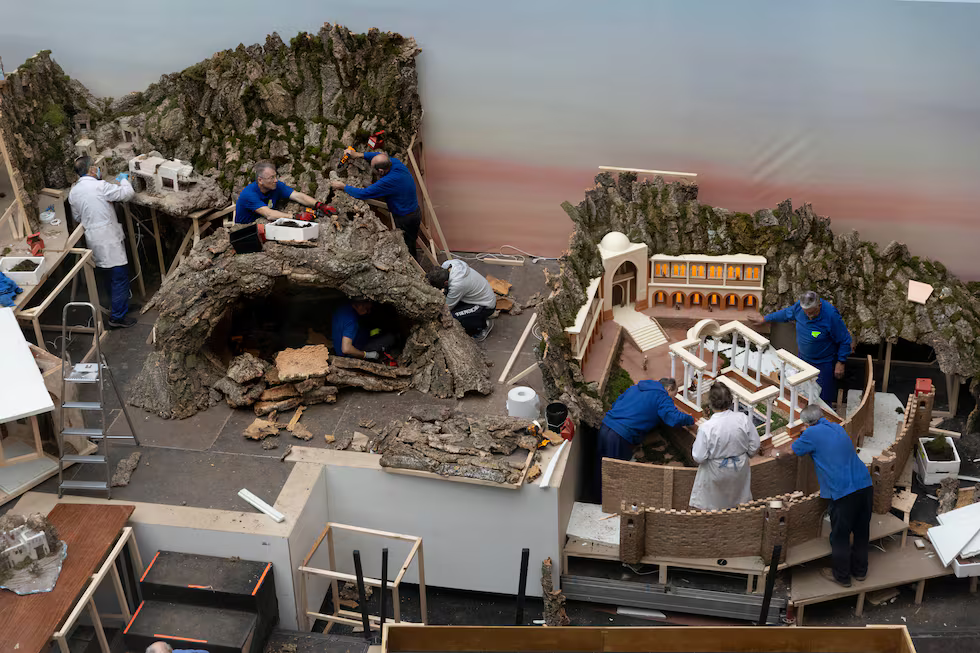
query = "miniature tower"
xmin=761 ymin=500 xmax=788 ymax=564
xmin=619 ymin=501 xmax=646 ymax=564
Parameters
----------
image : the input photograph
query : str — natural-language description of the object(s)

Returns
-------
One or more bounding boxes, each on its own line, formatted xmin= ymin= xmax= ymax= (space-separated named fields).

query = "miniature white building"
xmin=650 ymin=253 xmax=766 ymax=311
xmin=129 ymin=154 xmax=194 ymax=193
xmin=75 ymin=138 xmax=97 ymax=159
xmin=1 ymin=525 xmax=50 ymax=568
xmin=597 ymin=231 xmax=650 ymax=317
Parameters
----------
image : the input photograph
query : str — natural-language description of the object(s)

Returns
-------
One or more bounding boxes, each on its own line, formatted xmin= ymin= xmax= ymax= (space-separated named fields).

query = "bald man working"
xmin=331 ymin=151 xmax=421 ymax=259
xmin=146 ymin=642 xmax=207 ymax=653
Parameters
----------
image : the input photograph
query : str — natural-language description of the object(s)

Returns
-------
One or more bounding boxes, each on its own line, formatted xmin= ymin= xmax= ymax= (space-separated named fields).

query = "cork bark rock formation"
xmin=538 ymin=172 xmax=980 ymax=427
xmin=129 ymin=193 xmax=492 ymax=419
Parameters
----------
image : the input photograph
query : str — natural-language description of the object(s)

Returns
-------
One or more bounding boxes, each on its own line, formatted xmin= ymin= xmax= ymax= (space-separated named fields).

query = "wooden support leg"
xmin=659 ymin=564 xmax=667 ymax=585
xmin=122 ymin=204 xmax=146 ymax=298
xmin=110 ymin=562 xmax=132 ymax=623
xmin=417 ymin=541 xmax=428 ymax=625
xmin=746 ymin=574 xmax=754 ymax=593
xmin=55 ymin=636 xmax=71 ymax=653
xmin=795 ymin=604 xmax=804 ymax=626
xmin=32 ymin=316 xmax=46 ymax=352
xmin=914 ymin=579 xmax=926 ymax=604
xmin=30 ymin=415 xmax=43 ymax=458
xmin=882 ymin=341 xmax=893 ymax=393
xmin=392 ymin=586 xmax=401 ymax=622
xmin=83 ymin=260 xmax=104 ymax=333
xmin=127 ymin=534 xmax=144 ymax=580
xmin=150 ymin=208 xmax=166 ymax=275
xmin=87 ymin=599 xmax=111 ymax=653
xmin=970 ymin=576 xmax=978 ymax=594
xmin=69 ymin=274 xmax=79 ymax=302
xmin=854 ymin=591 xmax=865 ymax=617
xmin=299 ymin=569 xmax=309 ymax=631
xmin=193 ymin=217 xmax=201 ymax=245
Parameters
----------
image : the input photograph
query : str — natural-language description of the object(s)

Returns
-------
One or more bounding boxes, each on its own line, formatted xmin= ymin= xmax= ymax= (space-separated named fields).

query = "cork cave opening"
xmin=209 ymin=278 xmax=414 ymax=365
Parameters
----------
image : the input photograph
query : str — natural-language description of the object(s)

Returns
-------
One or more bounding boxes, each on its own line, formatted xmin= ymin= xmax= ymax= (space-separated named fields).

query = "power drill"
xmin=338 ymin=146 xmax=357 ymax=169
xmin=293 ymin=205 xmax=338 ymax=222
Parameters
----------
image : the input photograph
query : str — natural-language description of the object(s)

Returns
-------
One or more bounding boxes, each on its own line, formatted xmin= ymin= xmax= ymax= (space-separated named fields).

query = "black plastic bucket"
xmin=230 ymin=224 xmax=264 ymax=254
xmin=546 ymin=402 xmax=568 ymax=433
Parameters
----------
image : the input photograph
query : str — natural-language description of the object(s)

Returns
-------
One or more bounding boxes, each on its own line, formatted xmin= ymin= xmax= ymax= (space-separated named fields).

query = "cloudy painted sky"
xmin=4 ymin=1 xmax=980 ymax=276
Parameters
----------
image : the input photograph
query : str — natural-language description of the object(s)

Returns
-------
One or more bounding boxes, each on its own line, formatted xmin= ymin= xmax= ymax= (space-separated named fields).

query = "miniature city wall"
xmin=610 ymin=357 xmax=891 ymax=564
xmin=870 ymin=386 xmax=935 ymax=513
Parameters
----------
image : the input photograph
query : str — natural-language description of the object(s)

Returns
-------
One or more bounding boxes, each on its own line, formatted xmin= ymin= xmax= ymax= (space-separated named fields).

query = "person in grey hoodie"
xmin=427 ymin=260 xmax=497 ymax=340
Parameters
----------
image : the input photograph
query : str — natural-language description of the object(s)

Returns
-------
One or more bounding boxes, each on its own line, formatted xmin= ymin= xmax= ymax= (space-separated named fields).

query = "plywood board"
xmin=936 ymin=501 xmax=980 ymax=558
xmin=0 ymin=307 xmax=54 ymax=422
xmin=928 ymin=520 xmax=980 ymax=566
xmin=566 ymin=501 xmax=619 ymax=546
xmin=783 ymin=512 xmax=907 ymax=568
xmin=791 ymin=540 xmax=949 ymax=605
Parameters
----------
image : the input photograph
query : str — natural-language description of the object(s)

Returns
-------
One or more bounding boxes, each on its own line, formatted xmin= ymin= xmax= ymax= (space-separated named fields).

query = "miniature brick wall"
xmin=785 ymin=492 xmax=828 ymax=547
xmin=619 ymin=502 xmax=646 ymax=564
xmin=644 ymin=505 xmax=766 ymax=559
xmin=871 ymin=388 xmax=935 ymax=513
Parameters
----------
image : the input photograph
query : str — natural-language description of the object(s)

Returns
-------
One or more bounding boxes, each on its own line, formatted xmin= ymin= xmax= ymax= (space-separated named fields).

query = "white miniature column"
xmin=733 ymin=394 xmax=740 ymax=413
xmin=765 ymin=398 xmax=773 ymax=437
xmin=670 ymin=351 xmax=676 ymax=379
xmin=756 ymin=345 xmax=765 ymax=384
xmin=730 ymin=334 xmax=738 ymax=371
xmin=712 ymin=343 xmax=719 ymax=376
xmin=698 ymin=338 xmax=705 ymax=360
xmin=789 ymin=384 xmax=798 ymax=424
xmin=682 ymin=363 xmax=690 ymax=402
xmin=695 ymin=369 xmax=704 ymax=407
xmin=778 ymin=360 xmax=786 ymax=401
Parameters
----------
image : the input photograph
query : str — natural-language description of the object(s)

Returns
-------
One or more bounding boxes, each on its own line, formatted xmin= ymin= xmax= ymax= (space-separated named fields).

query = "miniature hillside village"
xmin=5 ymin=20 xmax=980 ymax=651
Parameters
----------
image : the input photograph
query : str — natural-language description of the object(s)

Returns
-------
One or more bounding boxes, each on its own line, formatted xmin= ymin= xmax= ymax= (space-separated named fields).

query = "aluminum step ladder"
xmin=58 ymin=302 xmax=141 ymax=499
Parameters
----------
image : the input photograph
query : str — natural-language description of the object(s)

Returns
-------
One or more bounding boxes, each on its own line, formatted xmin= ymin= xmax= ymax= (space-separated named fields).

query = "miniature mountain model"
xmin=0 ymin=512 xmax=66 ymax=595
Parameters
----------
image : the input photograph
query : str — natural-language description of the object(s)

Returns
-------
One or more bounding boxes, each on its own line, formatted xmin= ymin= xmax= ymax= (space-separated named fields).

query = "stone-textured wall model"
xmin=537 ymin=172 xmax=980 ymax=428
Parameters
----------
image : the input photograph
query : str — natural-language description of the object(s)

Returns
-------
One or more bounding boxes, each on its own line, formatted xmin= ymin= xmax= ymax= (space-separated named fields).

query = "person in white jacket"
xmin=689 ymin=383 xmax=761 ymax=511
xmin=426 ymin=259 xmax=496 ymax=340
xmin=68 ymin=156 xmax=137 ymax=328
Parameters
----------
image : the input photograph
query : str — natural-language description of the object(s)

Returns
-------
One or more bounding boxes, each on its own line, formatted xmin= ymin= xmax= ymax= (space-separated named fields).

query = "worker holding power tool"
xmin=330 ymin=151 xmax=421 ymax=260
xmin=235 ymin=161 xmax=334 ymax=224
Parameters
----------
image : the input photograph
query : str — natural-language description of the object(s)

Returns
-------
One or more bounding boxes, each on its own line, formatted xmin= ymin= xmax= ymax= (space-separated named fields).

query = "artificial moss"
xmin=603 ymin=365 xmax=635 ymax=411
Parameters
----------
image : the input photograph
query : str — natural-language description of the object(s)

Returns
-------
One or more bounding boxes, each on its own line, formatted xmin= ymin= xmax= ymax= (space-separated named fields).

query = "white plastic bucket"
xmin=506 ymin=386 xmax=540 ymax=419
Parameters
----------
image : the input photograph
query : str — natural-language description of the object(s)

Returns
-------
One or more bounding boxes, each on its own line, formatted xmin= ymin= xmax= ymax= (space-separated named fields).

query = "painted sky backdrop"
xmin=4 ymin=1 xmax=980 ymax=276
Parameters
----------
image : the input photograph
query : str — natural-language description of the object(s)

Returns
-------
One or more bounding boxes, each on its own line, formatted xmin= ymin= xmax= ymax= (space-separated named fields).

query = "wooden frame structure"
xmin=51 ymin=526 xmax=144 ymax=653
xmin=382 ymin=624 xmax=917 ymax=653
xmin=298 ymin=522 xmax=427 ymax=632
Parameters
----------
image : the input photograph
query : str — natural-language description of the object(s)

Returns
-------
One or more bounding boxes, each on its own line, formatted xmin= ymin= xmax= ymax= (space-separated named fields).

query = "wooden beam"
xmin=599 ymin=165 xmax=697 ymax=177
xmin=149 ymin=208 xmax=166 ymax=274
xmin=482 ymin=257 xmax=525 ymax=267
xmin=407 ymin=131 xmax=452 ymax=259
xmin=497 ymin=313 xmax=538 ymax=383
xmin=165 ymin=224 xmax=195 ymax=279
xmin=122 ymin=204 xmax=145 ymax=298
xmin=882 ymin=341 xmax=893 ymax=393
xmin=506 ymin=362 xmax=539 ymax=386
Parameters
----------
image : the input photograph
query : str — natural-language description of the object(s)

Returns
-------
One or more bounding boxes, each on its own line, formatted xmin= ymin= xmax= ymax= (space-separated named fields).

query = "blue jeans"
xmin=103 ymin=265 xmax=130 ymax=321
xmin=814 ymin=359 xmax=838 ymax=405
xmin=596 ymin=423 xmax=636 ymax=503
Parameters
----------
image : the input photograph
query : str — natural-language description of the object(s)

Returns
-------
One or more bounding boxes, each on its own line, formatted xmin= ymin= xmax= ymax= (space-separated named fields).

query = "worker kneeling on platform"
xmin=596 ymin=378 xmax=694 ymax=499
xmin=427 ymin=260 xmax=496 ymax=341
xmin=791 ymin=404 xmax=872 ymax=588
xmin=689 ymin=384 xmax=760 ymax=511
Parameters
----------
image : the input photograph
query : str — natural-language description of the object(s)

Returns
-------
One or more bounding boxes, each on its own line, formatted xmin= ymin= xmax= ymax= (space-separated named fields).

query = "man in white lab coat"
xmin=68 ymin=156 xmax=137 ymax=328
xmin=689 ymin=383 xmax=761 ymax=511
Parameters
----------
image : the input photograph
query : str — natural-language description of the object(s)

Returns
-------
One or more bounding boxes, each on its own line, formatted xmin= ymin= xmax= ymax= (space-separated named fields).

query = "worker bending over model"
xmin=791 ymin=405 xmax=872 ymax=588
xmin=750 ymin=290 xmax=852 ymax=405
xmin=330 ymin=151 xmax=421 ymax=259
xmin=235 ymin=161 xmax=332 ymax=224
xmin=426 ymin=260 xmax=496 ymax=341
xmin=596 ymin=378 xmax=694 ymax=499
xmin=689 ymin=384 xmax=760 ymax=510
xmin=68 ymin=156 xmax=137 ymax=328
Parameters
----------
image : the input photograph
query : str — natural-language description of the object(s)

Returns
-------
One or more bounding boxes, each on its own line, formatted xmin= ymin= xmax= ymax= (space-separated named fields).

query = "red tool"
xmin=380 ymin=351 xmax=398 ymax=368
xmin=367 ymin=130 xmax=385 ymax=149
xmin=27 ymin=232 xmax=44 ymax=256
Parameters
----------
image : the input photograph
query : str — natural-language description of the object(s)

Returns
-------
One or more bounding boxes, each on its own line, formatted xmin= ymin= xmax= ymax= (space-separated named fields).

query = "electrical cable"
xmin=451 ymin=244 xmax=558 ymax=265
xmin=623 ymin=562 xmax=660 ymax=576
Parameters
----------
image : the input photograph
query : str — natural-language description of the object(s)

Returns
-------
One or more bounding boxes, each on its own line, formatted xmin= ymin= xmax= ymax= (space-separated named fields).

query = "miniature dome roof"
xmin=600 ymin=231 xmax=630 ymax=253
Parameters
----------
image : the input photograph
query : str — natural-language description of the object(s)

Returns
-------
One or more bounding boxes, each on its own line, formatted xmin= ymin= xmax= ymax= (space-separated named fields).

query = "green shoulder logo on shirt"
xmin=811 ymin=330 xmax=821 ymax=338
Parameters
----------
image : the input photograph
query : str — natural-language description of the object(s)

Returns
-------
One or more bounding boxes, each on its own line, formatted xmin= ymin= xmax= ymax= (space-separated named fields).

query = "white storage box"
xmin=264 ymin=218 xmax=319 ymax=242
xmin=0 ymin=256 xmax=45 ymax=285
xmin=952 ymin=556 xmax=980 ymax=578
xmin=914 ymin=436 xmax=961 ymax=485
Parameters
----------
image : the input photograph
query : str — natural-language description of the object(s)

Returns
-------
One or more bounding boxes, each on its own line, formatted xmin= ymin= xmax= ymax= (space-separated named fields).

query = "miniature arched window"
xmin=690 ymin=293 xmax=702 ymax=306
xmin=726 ymin=294 xmax=738 ymax=306
xmin=708 ymin=293 xmax=721 ymax=306
xmin=744 ymin=295 xmax=757 ymax=307
xmin=654 ymin=291 xmax=667 ymax=305
xmin=672 ymin=292 xmax=686 ymax=307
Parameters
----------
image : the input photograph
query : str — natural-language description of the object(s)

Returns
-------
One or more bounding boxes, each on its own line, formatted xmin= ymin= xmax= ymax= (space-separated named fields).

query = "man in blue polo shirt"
xmin=791 ymin=405 xmax=872 ymax=588
xmin=235 ymin=161 xmax=332 ymax=224
xmin=750 ymin=291 xmax=852 ymax=406
xmin=330 ymin=151 xmax=421 ymax=259
xmin=596 ymin=378 xmax=695 ymax=499
xmin=331 ymin=299 xmax=395 ymax=360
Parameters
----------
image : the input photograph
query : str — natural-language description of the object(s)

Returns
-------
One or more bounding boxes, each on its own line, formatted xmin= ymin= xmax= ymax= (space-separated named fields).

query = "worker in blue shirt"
xmin=330 ymin=152 xmax=421 ymax=260
xmin=750 ymin=290 xmax=852 ymax=406
xmin=596 ymin=378 xmax=695 ymax=499
xmin=331 ymin=299 xmax=395 ymax=360
xmin=790 ymin=405 xmax=872 ymax=588
xmin=235 ymin=161 xmax=331 ymax=224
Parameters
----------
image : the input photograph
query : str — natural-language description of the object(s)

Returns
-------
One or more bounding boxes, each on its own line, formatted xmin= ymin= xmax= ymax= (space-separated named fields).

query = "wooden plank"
xmin=0 ymin=504 xmax=134 ymax=653
xmin=497 ymin=313 xmax=537 ymax=383
xmin=598 ymin=165 xmax=697 ymax=177
xmin=149 ymin=207 xmax=166 ymax=274
xmin=505 ymin=362 xmax=539 ymax=386
xmin=122 ymin=203 xmax=145 ymax=298
xmin=482 ymin=257 xmax=524 ymax=267
xmin=165 ymin=224 xmax=195 ymax=279
xmin=783 ymin=512 xmax=907 ymax=569
xmin=299 ymin=566 xmax=395 ymax=589
xmin=882 ymin=341 xmax=893 ymax=393
xmin=383 ymin=625 xmax=911 ymax=653
xmin=407 ymin=132 xmax=451 ymax=259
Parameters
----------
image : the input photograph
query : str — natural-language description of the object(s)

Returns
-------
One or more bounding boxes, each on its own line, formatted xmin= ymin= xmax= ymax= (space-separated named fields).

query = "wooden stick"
xmin=498 ymin=313 xmax=538 ymax=383
xmin=407 ymin=130 xmax=452 ymax=259
xmin=165 ymin=224 xmax=195 ymax=279
xmin=122 ymin=203 xmax=146 ymax=298
xmin=417 ymin=541 xmax=428 ymax=625
xmin=599 ymin=165 xmax=697 ymax=177
xmin=149 ymin=207 xmax=166 ymax=274
xmin=506 ymin=362 xmax=539 ymax=386
xmin=483 ymin=257 xmax=525 ymax=267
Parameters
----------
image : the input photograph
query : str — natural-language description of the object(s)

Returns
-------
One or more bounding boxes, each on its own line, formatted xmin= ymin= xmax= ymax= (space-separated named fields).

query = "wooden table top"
xmin=0 ymin=503 xmax=134 ymax=653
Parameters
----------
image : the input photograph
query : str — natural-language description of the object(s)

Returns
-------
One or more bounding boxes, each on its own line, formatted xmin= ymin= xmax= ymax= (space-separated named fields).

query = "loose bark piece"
xmin=254 ymin=397 xmax=301 ymax=416
xmin=244 ymin=418 xmax=280 ymax=440
xmin=295 ymin=377 xmax=324 ymax=394
xmin=325 ymin=434 xmax=336 ymax=443
xmin=276 ymin=345 xmax=331 ymax=383
xmin=329 ymin=355 xmax=412 ymax=378
xmin=495 ymin=297 xmax=514 ymax=312
xmin=287 ymin=406 xmax=306 ymax=430
xmin=349 ymin=431 xmax=371 ymax=452
xmin=289 ymin=422 xmax=314 ymax=441
xmin=542 ymin=558 xmax=570 ymax=626
xmin=214 ymin=377 xmax=266 ymax=408
xmin=326 ymin=367 xmax=411 ymax=392
xmin=111 ymin=452 xmax=142 ymax=487
xmin=526 ymin=464 xmax=541 ymax=483
xmin=486 ymin=275 xmax=512 ymax=296
xmin=261 ymin=438 xmax=280 ymax=450
xmin=226 ymin=353 xmax=268 ymax=384
xmin=302 ymin=385 xmax=338 ymax=405
xmin=259 ymin=383 xmax=299 ymax=402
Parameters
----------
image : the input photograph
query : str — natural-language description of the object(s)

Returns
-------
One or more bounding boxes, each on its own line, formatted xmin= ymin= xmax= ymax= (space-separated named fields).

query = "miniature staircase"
xmin=123 ymin=551 xmax=278 ymax=653
xmin=613 ymin=305 xmax=668 ymax=352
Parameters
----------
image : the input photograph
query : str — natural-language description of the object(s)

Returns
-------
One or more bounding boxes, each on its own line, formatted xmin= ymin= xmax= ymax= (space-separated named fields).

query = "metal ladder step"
xmin=62 ymin=401 xmax=102 ymax=410
xmin=59 ymin=480 xmax=109 ymax=491
xmin=61 ymin=454 xmax=107 ymax=464
xmin=64 ymin=363 xmax=103 ymax=383
xmin=62 ymin=427 xmax=104 ymax=437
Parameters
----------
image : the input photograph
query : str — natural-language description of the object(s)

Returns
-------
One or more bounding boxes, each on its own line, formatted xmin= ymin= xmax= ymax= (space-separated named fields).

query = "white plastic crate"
xmin=0 ymin=256 xmax=45 ymax=285
xmin=914 ymin=436 xmax=961 ymax=485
